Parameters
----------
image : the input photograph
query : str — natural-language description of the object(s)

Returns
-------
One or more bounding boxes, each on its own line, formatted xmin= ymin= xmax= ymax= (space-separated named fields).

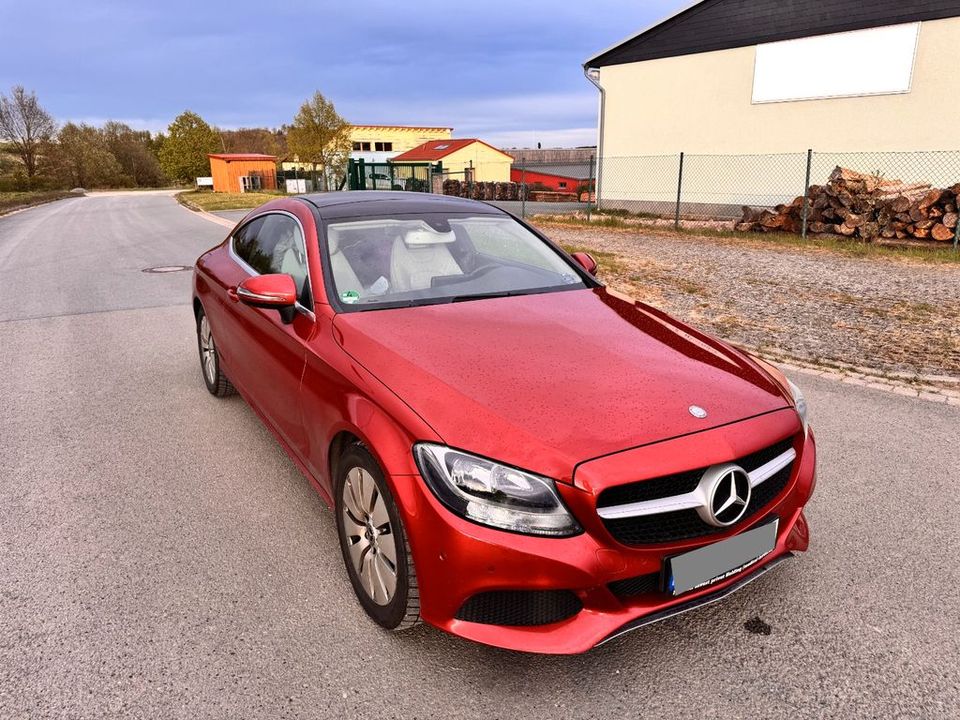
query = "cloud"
xmin=1 ymin=0 xmax=680 ymax=146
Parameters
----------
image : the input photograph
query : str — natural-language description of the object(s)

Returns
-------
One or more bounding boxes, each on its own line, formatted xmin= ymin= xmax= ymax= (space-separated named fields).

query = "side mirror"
xmin=571 ymin=251 xmax=598 ymax=276
xmin=237 ymin=274 xmax=297 ymax=323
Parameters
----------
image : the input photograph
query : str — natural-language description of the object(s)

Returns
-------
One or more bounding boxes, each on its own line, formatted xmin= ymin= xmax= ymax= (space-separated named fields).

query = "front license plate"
xmin=666 ymin=518 xmax=778 ymax=596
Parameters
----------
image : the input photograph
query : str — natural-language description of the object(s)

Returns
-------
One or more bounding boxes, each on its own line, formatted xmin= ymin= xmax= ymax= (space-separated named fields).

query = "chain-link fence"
xmin=597 ymin=150 xmax=960 ymax=247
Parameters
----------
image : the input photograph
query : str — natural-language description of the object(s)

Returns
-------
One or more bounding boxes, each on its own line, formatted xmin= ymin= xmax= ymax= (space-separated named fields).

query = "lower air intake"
xmin=455 ymin=589 xmax=582 ymax=626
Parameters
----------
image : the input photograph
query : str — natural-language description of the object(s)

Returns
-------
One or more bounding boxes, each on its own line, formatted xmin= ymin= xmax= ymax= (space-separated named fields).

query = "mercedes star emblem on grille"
xmin=707 ymin=467 xmax=751 ymax=526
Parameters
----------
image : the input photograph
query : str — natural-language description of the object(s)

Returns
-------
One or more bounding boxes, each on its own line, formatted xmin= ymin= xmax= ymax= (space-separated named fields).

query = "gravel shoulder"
xmin=538 ymin=221 xmax=960 ymax=381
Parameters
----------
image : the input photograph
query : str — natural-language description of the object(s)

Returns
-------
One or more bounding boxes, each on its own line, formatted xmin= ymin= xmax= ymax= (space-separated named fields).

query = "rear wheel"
xmin=335 ymin=444 xmax=420 ymax=631
xmin=196 ymin=307 xmax=235 ymax=397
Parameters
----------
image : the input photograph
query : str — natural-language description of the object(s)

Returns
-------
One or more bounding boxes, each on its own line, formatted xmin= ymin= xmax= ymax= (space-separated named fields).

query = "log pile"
xmin=737 ymin=167 xmax=960 ymax=242
xmin=442 ymin=180 xmax=527 ymax=201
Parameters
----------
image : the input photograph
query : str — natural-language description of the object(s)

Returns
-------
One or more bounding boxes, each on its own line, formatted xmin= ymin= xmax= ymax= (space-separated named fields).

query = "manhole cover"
xmin=142 ymin=265 xmax=192 ymax=274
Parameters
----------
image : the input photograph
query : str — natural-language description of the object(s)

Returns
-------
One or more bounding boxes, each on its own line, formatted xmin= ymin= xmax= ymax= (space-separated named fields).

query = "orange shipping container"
xmin=207 ymin=153 xmax=278 ymax=193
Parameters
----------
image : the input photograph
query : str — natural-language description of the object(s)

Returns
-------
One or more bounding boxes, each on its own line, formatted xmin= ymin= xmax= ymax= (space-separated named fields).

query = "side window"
xmin=257 ymin=214 xmax=311 ymax=305
xmin=232 ymin=217 xmax=268 ymax=273
xmin=232 ymin=214 xmax=311 ymax=307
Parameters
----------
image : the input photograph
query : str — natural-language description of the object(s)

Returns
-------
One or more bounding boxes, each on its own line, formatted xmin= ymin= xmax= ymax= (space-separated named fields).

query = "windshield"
xmin=322 ymin=212 xmax=587 ymax=310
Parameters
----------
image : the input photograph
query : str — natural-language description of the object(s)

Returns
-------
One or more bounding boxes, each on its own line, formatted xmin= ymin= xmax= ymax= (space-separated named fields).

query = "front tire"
xmin=196 ymin=306 xmax=235 ymax=397
xmin=335 ymin=444 xmax=420 ymax=631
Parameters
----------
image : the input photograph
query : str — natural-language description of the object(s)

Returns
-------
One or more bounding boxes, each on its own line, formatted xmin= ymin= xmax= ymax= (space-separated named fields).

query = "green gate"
xmin=347 ymin=159 xmax=442 ymax=192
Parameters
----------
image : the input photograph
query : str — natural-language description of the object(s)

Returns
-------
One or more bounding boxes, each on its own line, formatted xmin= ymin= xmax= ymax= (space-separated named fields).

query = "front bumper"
xmin=391 ymin=417 xmax=817 ymax=655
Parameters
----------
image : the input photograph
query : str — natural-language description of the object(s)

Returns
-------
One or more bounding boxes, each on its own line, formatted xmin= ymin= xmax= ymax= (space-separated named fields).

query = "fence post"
xmin=587 ymin=154 xmax=594 ymax=222
xmin=674 ymin=152 xmax=685 ymax=229
xmin=801 ymin=148 xmax=813 ymax=239
xmin=521 ymin=158 xmax=526 ymax=219
xmin=954 ymin=217 xmax=960 ymax=252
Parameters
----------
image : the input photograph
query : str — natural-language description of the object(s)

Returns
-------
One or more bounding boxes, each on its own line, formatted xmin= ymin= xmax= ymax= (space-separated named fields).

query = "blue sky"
xmin=0 ymin=1 xmax=682 ymax=148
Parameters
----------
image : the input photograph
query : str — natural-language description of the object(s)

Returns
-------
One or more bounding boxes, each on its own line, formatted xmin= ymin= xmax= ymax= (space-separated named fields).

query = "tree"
xmin=158 ymin=111 xmax=220 ymax=184
xmin=0 ymin=86 xmax=56 ymax=178
xmin=50 ymin=122 xmax=122 ymax=188
xmin=286 ymin=92 xmax=351 ymax=190
xmin=101 ymin=121 xmax=165 ymax=186
xmin=220 ymin=127 xmax=283 ymax=157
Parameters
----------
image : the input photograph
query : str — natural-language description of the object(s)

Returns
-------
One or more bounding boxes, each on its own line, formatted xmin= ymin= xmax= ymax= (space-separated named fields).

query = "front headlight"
xmin=413 ymin=444 xmax=582 ymax=537
xmin=787 ymin=379 xmax=809 ymax=435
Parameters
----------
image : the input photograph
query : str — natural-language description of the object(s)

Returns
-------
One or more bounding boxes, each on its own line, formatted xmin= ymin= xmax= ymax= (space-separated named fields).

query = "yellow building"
xmin=349 ymin=125 xmax=452 ymax=161
xmin=390 ymin=139 xmax=513 ymax=182
xmin=281 ymin=125 xmax=453 ymax=172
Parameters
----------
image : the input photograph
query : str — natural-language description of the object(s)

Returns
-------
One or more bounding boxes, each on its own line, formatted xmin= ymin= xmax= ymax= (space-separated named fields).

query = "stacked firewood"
xmin=442 ymin=180 xmax=527 ymax=201
xmin=737 ymin=167 xmax=960 ymax=242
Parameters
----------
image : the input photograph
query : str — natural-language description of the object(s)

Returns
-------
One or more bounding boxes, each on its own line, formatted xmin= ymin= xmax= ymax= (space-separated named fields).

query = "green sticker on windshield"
xmin=340 ymin=290 xmax=360 ymax=304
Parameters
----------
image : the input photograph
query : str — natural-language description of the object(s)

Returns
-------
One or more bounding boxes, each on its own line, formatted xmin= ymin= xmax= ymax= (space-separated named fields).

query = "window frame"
xmin=229 ymin=210 xmax=316 ymax=317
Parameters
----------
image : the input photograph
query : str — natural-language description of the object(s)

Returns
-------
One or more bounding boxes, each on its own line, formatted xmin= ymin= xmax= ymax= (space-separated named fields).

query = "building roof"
xmin=585 ymin=0 xmax=960 ymax=68
xmin=207 ymin=153 xmax=277 ymax=161
xmin=350 ymin=124 xmax=453 ymax=132
xmin=390 ymin=139 xmax=514 ymax=162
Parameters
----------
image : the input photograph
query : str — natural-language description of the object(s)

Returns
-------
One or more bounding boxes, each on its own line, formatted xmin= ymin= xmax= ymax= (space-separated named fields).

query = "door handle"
xmin=227 ymin=287 xmax=239 ymax=302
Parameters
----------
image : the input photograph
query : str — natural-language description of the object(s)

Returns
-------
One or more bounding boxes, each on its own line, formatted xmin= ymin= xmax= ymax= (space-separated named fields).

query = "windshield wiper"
xmin=448 ymin=290 xmax=527 ymax=303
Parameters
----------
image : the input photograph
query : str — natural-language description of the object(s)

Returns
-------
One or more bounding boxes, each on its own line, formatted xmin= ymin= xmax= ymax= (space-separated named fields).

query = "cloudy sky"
xmin=0 ymin=1 xmax=682 ymax=148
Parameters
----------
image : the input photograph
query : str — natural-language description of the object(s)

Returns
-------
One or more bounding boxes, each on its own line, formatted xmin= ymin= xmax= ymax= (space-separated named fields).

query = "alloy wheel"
xmin=341 ymin=466 xmax=398 ymax=606
xmin=199 ymin=315 xmax=217 ymax=384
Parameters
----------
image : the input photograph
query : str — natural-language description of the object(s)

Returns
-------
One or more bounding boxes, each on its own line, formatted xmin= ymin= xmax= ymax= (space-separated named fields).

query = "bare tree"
xmin=0 ymin=86 xmax=56 ymax=178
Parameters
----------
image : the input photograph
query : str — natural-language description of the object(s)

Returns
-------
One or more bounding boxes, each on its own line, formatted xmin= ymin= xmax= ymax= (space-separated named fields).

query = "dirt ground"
xmin=538 ymin=222 xmax=960 ymax=381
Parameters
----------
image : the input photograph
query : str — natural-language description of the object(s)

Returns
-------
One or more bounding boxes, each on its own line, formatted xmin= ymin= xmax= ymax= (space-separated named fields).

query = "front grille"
xmin=598 ymin=436 xmax=797 ymax=546
xmin=455 ymin=590 xmax=582 ymax=626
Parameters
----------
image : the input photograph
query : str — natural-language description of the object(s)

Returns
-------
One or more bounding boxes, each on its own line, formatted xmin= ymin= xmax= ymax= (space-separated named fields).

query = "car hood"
xmin=332 ymin=288 xmax=789 ymax=483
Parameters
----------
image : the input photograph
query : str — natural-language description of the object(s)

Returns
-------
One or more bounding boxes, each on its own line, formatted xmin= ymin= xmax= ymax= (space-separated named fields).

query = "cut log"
xmin=858 ymin=222 xmax=880 ymax=241
xmin=759 ymin=211 xmax=785 ymax=229
xmin=943 ymin=212 xmax=958 ymax=229
xmin=918 ymin=189 xmax=944 ymax=211
xmin=888 ymin=196 xmax=912 ymax=213
xmin=835 ymin=223 xmax=856 ymax=236
xmin=931 ymin=223 xmax=955 ymax=242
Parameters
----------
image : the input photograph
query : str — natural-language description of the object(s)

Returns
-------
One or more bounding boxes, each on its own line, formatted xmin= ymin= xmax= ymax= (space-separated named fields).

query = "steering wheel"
xmin=462 ymin=262 xmax=500 ymax=281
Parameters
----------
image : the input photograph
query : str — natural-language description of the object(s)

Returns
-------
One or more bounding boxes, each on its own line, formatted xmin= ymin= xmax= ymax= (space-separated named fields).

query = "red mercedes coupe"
xmin=192 ymin=192 xmax=816 ymax=654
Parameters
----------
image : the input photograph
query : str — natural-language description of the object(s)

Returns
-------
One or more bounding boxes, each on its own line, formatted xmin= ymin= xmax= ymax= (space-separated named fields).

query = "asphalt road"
xmin=1 ymin=192 xmax=958 ymax=719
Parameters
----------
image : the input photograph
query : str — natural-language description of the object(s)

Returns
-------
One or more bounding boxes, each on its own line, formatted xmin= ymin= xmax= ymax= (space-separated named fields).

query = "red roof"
xmin=390 ymin=139 xmax=512 ymax=162
xmin=207 ymin=153 xmax=277 ymax=161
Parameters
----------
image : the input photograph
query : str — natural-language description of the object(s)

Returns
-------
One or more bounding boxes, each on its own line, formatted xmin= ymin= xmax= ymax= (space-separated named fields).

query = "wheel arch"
xmin=328 ymin=429 xmax=363 ymax=489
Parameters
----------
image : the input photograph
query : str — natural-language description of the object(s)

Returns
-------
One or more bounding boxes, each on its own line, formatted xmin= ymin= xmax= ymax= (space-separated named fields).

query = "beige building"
xmin=391 ymin=139 xmax=513 ymax=182
xmin=585 ymin=2 xmax=960 ymax=208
